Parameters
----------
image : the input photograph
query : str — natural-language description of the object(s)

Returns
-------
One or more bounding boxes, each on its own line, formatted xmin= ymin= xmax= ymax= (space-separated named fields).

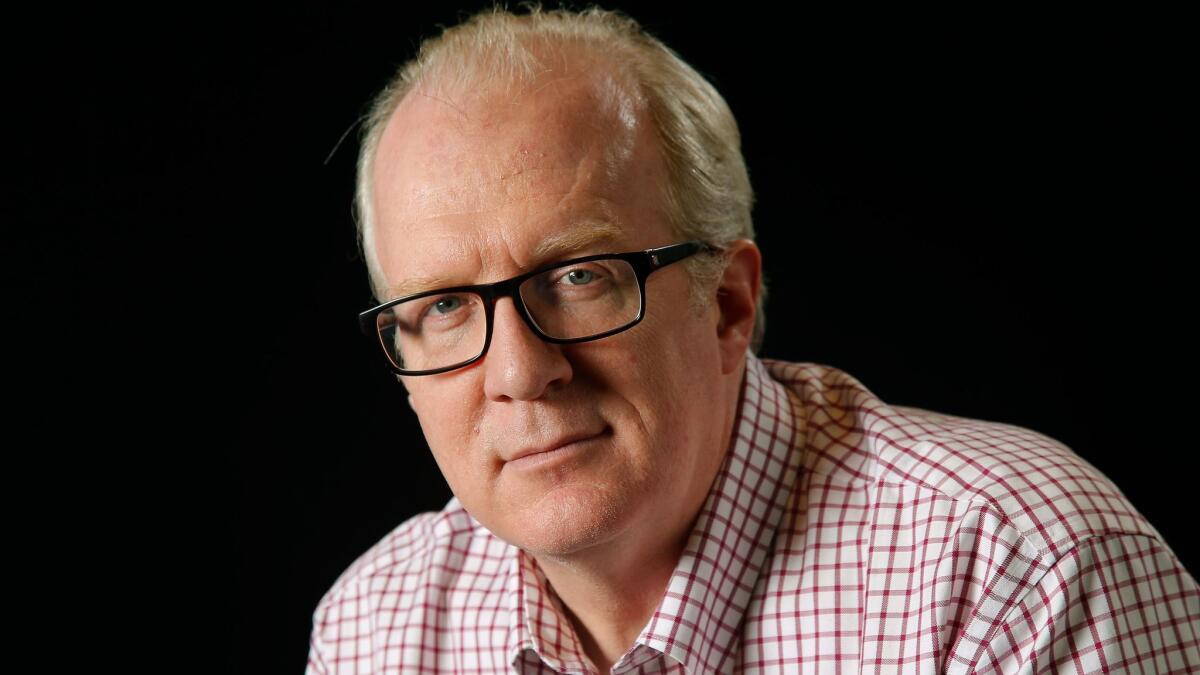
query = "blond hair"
xmin=354 ymin=4 xmax=766 ymax=351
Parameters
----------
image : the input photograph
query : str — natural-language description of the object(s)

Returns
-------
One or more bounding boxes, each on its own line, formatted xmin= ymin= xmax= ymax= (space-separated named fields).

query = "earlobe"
xmin=714 ymin=240 xmax=762 ymax=375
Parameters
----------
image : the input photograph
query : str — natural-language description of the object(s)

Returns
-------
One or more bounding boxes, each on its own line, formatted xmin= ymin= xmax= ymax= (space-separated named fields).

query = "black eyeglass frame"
xmin=358 ymin=240 xmax=722 ymax=376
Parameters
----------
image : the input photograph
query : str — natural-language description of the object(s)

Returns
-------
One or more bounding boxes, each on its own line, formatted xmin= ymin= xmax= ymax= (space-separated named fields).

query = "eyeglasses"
xmin=358 ymin=240 xmax=721 ymax=376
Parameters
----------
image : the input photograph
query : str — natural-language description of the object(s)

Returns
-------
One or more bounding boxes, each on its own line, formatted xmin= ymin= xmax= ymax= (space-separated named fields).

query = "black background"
xmin=16 ymin=3 xmax=1193 ymax=672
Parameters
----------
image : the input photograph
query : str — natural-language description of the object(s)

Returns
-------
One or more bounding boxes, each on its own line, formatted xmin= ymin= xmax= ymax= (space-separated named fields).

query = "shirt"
xmin=305 ymin=352 xmax=1200 ymax=674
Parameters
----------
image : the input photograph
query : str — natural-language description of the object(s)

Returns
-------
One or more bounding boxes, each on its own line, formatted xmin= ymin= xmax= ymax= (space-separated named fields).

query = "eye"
xmin=432 ymin=295 xmax=462 ymax=314
xmin=562 ymin=269 xmax=595 ymax=285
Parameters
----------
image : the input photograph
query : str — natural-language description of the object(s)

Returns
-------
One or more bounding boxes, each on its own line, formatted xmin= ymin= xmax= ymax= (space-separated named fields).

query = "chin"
xmin=501 ymin=483 xmax=634 ymax=557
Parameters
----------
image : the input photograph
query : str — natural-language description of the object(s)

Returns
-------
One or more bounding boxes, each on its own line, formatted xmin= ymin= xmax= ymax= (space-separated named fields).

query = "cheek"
xmin=626 ymin=303 xmax=718 ymax=387
xmin=591 ymin=327 xmax=702 ymax=438
xmin=626 ymin=313 xmax=723 ymax=434
xmin=409 ymin=380 xmax=486 ymax=471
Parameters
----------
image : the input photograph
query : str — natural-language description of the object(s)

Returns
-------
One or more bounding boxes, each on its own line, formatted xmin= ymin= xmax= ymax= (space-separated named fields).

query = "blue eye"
xmin=564 ymin=269 xmax=594 ymax=285
xmin=434 ymin=296 xmax=462 ymax=314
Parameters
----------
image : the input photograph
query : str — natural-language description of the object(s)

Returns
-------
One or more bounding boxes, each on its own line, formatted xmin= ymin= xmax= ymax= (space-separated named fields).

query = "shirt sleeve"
xmin=971 ymin=533 xmax=1200 ymax=674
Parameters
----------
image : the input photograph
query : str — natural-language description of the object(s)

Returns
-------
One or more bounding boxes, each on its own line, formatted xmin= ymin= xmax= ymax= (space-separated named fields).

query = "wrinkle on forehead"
xmin=403 ymin=164 xmax=568 ymax=220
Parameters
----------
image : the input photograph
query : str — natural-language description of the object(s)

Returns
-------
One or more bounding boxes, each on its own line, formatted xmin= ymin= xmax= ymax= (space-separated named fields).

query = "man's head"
xmin=355 ymin=6 xmax=764 ymax=560
xmin=357 ymin=6 xmax=765 ymax=349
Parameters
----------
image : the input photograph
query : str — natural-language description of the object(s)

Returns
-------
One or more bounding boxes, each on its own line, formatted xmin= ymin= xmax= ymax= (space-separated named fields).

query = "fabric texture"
xmin=306 ymin=352 xmax=1199 ymax=673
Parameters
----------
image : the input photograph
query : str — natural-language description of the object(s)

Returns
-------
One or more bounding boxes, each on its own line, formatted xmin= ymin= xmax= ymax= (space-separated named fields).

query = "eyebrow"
xmin=384 ymin=221 xmax=626 ymax=300
xmin=385 ymin=274 xmax=457 ymax=300
xmin=531 ymin=220 xmax=624 ymax=261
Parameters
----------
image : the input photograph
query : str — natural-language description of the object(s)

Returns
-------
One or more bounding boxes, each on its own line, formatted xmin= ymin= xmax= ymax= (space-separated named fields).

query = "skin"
xmin=370 ymin=53 xmax=762 ymax=671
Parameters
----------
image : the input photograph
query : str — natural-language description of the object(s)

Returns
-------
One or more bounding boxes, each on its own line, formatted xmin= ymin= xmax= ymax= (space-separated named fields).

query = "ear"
xmin=714 ymin=239 xmax=762 ymax=375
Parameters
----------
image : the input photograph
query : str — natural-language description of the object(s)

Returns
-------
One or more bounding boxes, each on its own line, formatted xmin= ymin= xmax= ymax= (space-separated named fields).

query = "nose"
xmin=482 ymin=296 xmax=573 ymax=401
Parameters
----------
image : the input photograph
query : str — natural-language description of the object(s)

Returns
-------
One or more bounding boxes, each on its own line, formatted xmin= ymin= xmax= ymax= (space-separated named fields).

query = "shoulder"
xmin=306 ymin=499 xmax=517 ymax=671
xmin=761 ymin=357 xmax=1161 ymax=556
xmin=311 ymin=496 xmax=512 ymax=619
xmin=883 ymin=402 xmax=1158 ymax=553
xmin=757 ymin=356 xmax=1199 ymax=669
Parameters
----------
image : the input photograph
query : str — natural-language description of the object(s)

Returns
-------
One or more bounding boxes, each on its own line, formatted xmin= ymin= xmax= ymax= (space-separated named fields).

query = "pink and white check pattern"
xmin=306 ymin=353 xmax=1199 ymax=673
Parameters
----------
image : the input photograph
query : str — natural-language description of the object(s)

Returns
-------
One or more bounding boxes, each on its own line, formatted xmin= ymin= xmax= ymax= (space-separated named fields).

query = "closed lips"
xmin=505 ymin=427 xmax=608 ymax=462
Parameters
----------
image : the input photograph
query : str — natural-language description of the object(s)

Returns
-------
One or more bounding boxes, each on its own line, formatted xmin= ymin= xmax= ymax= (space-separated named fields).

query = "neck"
xmin=533 ymin=508 xmax=698 ymax=673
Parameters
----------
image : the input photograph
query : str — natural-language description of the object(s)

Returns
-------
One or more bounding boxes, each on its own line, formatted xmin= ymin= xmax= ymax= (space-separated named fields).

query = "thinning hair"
xmin=354 ymin=3 xmax=766 ymax=351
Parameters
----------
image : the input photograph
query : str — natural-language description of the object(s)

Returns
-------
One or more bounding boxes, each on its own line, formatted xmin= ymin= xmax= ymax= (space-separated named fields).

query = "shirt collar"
xmin=506 ymin=351 xmax=806 ymax=673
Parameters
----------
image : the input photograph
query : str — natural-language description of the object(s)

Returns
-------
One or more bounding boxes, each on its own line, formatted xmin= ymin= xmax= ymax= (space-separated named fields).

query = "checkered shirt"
xmin=306 ymin=352 xmax=1199 ymax=673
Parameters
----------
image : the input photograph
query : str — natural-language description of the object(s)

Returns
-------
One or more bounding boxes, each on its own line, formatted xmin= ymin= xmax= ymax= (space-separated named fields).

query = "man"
xmin=306 ymin=6 xmax=1198 ymax=674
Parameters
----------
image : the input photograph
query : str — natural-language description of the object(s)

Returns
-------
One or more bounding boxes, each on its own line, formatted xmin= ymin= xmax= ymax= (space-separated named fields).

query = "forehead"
xmin=369 ymin=61 xmax=670 ymax=297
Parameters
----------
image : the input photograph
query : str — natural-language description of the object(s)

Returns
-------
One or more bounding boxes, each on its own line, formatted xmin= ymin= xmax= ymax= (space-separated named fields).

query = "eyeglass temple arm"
xmin=645 ymin=240 xmax=724 ymax=269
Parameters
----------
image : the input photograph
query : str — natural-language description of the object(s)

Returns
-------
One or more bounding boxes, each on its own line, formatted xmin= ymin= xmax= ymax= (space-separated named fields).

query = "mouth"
xmin=504 ymin=426 xmax=610 ymax=469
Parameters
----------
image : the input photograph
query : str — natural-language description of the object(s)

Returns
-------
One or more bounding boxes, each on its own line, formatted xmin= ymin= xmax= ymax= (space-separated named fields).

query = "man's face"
xmin=370 ymin=63 xmax=741 ymax=559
